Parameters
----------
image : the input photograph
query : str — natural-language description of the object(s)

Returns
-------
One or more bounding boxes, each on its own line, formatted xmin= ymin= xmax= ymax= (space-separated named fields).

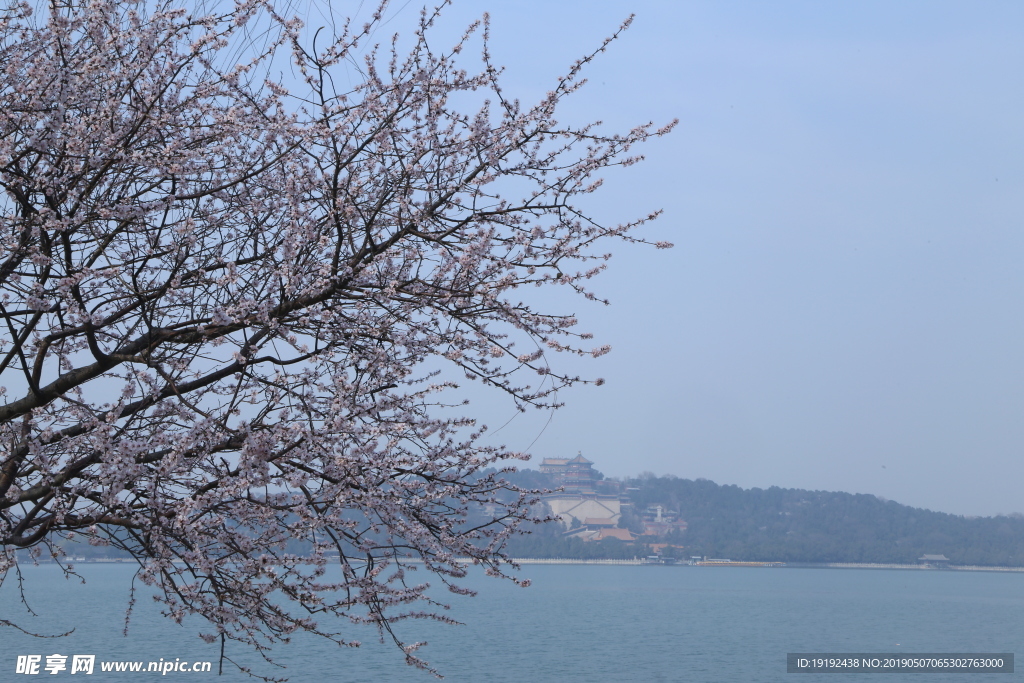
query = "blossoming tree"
xmin=0 ymin=0 xmax=673 ymax=674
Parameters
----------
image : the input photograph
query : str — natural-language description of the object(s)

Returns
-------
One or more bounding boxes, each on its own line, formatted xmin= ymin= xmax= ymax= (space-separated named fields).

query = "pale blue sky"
xmin=378 ymin=1 xmax=1024 ymax=517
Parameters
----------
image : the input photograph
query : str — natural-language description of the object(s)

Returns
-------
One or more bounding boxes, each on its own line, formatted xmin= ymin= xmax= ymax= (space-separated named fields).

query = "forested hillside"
xmin=501 ymin=471 xmax=1024 ymax=566
xmin=622 ymin=475 xmax=1024 ymax=565
xmin=54 ymin=471 xmax=1024 ymax=566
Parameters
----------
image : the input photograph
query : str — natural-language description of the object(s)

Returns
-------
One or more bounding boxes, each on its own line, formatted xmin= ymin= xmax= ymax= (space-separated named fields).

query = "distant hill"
xmin=52 ymin=471 xmax=1024 ymax=566
xmin=620 ymin=475 xmax=1024 ymax=566
xmin=499 ymin=470 xmax=1024 ymax=566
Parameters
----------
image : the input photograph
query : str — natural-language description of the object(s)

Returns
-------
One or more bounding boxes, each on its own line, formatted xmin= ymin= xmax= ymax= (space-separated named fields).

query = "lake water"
xmin=1 ymin=563 xmax=1021 ymax=682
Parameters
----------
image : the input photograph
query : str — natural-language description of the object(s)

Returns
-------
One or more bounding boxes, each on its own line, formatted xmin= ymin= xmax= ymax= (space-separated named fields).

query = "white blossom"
xmin=0 ymin=0 xmax=673 ymax=677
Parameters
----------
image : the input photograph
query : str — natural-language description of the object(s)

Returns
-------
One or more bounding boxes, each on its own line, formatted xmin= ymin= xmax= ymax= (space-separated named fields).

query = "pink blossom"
xmin=0 ymin=0 xmax=673 ymax=676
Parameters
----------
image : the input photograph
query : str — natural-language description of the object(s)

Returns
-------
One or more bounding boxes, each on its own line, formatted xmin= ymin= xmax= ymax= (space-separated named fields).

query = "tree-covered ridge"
xmin=623 ymin=475 xmax=1024 ymax=565
xmin=55 ymin=470 xmax=1024 ymax=566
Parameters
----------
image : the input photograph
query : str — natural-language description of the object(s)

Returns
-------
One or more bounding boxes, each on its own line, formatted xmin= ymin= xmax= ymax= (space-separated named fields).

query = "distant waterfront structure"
xmin=918 ymin=554 xmax=951 ymax=568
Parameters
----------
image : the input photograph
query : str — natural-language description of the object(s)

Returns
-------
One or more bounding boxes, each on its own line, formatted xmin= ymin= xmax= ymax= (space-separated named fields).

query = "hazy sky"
xmin=378 ymin=1 xmax=1024 ymax=518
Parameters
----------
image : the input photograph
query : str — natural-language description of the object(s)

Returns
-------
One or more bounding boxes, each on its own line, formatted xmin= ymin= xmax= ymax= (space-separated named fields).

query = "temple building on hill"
xmin=639 ymin=505 xmax=688 ymax=537
xmin=545 ymin=493 xmax=621 ymax=530
xmin=565 ymin=526 xmax=637 ymax=542
xmin=539 ymin=453 xmax=623 ymax=538
xmin=539 ymin=457 xmax=569 ymax=475
xmin=540 ymin=453 xmax=598 ymax=493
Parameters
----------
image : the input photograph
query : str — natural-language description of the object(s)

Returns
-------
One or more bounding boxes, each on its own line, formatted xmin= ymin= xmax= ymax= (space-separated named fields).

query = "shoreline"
xmin=507 ymin=559 xmax=1024 ymax=572
xmin=25 ymin=557 xmax=1024 ymax=573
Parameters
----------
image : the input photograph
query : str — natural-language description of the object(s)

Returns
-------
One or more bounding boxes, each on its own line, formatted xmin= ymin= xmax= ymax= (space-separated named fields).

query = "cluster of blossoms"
xmin=0 ymin=0 xmax=673 ymax=676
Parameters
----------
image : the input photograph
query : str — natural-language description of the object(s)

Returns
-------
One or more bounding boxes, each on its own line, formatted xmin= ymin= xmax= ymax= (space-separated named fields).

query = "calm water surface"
xmin=1 ymin=563 xmax=1021 ymax=682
